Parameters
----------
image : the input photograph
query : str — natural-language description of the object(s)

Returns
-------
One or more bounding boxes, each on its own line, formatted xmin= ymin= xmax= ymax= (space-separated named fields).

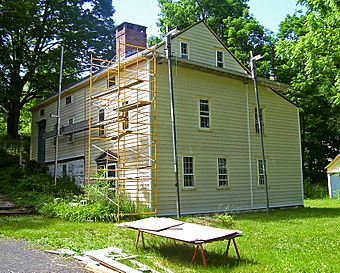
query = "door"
xmin=37 ymin=120 xmax=46 ymax=162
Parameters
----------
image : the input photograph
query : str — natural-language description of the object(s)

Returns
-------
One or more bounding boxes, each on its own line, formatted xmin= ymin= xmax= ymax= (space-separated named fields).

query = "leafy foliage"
xmin=275 ymin=3 xmax=339 ymax=183
xmin=0 ymin=0 xmax=116 ymax=138
xmin=157 ymin=0 xmax=275 ymax=76
xmin=39 ymin=172 xmax=150 ymax=222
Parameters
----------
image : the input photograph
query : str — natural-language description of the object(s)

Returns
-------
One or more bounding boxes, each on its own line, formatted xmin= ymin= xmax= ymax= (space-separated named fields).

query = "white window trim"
xmin=216 ymin=50 xmax=224 ymax=68
xmin=217 ymin=157 xmax=229 ymax=188
xmin=98 ymin=109 xmax=105 ymax=136
xmin=180 ymin=41 xmax=189 ymax=59
xmin=257 ymin=158 xmax=268 ymax=186
xmin=198 ymin=98 xmax=211 ymax=130
xmin=182 ymin=156 xmax=195 ymax=189
xmin=65 ymin=95 xmax=72 ymax=105
xmin=108 ymin=75 xmax=116 ymax=88
xmin=68 ymin=118 xmax=74 ymax=143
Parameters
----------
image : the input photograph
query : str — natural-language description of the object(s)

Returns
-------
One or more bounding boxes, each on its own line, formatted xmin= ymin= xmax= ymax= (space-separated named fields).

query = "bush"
xmin=39 ymin=180 xmax=150 ymax=222
xmin=17 ymin=173 xmax=81 ymax=197
xmin=304 ymin=180 xmax=328 ymax=199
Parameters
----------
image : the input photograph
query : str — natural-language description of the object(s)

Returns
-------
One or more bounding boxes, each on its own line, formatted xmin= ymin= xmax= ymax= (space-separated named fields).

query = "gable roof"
xmin=31 ymin=20 xmax=296 ymax=112
xmin=325 ymin=154 xmax=340 ymax=170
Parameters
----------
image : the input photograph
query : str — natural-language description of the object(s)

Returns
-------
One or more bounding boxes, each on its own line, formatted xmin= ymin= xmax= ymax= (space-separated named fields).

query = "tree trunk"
xmin=7 ymin=102 xmax=21 ymax=139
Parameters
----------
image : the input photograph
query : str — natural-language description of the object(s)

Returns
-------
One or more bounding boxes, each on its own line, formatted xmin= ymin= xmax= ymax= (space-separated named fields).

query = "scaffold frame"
xmin=87 ymin=43 xmax=158 ymax=222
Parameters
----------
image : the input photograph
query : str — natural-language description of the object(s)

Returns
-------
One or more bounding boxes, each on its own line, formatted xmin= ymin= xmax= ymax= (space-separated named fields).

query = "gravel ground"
xmin=0 ymin=238 xmax=88 ymax=273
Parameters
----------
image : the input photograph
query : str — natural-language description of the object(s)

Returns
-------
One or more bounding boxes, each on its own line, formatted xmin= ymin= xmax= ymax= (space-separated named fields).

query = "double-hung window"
xmin=108 ymin=76 xmax=116 ymax=88
xmin=122 ymin=101 xmax=129 ymax=130
xmin=257 ymin=159 xmax=267 ymax=186
xmin=180 ymin=42 xmax=189 ymax=59
xmin=199 ymin=99 xmax=210 ymax=129
xmin=98 ymin=109 xmax=105 ymax=136
xmin=255 ymin=107 xmax=264 ymax=135
xmin=183 ymin=156 xmax=194 ymax=188
xmin=217 ymin=158 xmax=228 ymax=187
xmin=68 ymin=118 xmax=74 ymax=142
xmin=216 ymin=50 xmax=224 ymax=68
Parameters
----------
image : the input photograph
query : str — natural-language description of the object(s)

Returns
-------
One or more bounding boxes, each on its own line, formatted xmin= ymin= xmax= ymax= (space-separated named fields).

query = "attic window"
xmin=180 ymin=42 xmax=189 ymax=59
xmin=40 ymin=109 xmax=45 ymax=116
xmin=108 ymin=76 xmax=116 ymax=87
xmin=66 ymin=95 xmax=72 ymax=105
xmin=216 ymin=51 xmax=224 ymax=68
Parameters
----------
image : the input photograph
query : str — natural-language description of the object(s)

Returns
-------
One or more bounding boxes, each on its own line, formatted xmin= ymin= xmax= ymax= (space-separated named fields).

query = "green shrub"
xmin=17 ymin=173 xmax=81 ymax=197
xmin=39 ymin=179 xmax=150 ymax=222
xmin=304 ymin=180 xmax=328 ymax=199
xmin=215 ymin=213 xmax=234 ymax=228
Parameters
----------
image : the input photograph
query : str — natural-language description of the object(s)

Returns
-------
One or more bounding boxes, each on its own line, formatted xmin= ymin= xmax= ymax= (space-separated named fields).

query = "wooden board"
xmin=121 ymin=217 xmax=184 ymax=232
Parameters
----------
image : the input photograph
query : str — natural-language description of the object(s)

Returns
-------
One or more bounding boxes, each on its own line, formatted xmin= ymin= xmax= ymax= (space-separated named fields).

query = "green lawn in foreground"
xmin=0 ymin=199 xmax=339 ymax=273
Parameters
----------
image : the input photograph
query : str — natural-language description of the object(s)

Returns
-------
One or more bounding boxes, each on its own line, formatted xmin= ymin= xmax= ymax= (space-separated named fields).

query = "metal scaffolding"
xmin=87 ymin=43 xmax=158 ymax=222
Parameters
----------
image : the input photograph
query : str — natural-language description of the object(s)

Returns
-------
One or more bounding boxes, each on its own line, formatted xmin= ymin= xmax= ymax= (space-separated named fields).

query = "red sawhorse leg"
xmin=192 ymin=244 xmax=207 ymax=268
xmin=226 ymin=237 xmax=240 ymax=259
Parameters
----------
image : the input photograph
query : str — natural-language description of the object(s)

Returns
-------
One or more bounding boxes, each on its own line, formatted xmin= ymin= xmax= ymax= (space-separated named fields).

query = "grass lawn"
xmin=0 ymin=199 xmax=339 ymax=272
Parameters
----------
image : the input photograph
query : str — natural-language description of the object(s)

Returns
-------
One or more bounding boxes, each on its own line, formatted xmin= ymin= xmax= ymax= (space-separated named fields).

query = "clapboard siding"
xmin=31 ymin=21 xmax=303 ymax=215
xmin=156 ymin=59 xmax=302 ymax=215
xmin=170 ymin=22 xmax=246 ymax=74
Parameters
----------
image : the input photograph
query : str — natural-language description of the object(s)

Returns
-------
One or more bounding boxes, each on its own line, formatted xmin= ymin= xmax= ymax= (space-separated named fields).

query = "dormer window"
xmin=180 ymin=42 xmax=189 ymax=59
xmin=216 ymin=50 xmax=224 ymax=68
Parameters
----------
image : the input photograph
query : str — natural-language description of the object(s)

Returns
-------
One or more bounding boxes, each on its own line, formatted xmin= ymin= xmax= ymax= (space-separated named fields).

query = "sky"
xmin=112 ymin=0 xmax=304 ymax=37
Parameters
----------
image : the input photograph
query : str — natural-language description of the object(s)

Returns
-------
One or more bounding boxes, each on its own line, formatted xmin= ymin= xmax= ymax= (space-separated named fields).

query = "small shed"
xmin=325 ymin=154 xmax=340 ymax=198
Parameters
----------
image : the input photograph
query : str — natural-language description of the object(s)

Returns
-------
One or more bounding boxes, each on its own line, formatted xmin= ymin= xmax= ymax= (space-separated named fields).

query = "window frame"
xmin=98 ymin=109 xmax=105 ymax=136
xmin=40 ymin=109 xmax=45 ymax=117
xmin=68 ymin=118 xmax=74 ymax=143
xmin=199 ymin=98 xmax=211 ymax=129
xmin=122 ymin=101 xmax=129 ymax=130
xmin=180 ymin=41 xmax=189 ymax=59
xmin=217 ymin=157 xmax=229 ymax=188
xmin=254 ymin=106 xmax=265 ymax=135
xmin=65 ymin=95 xmax=72 ymax=106
xmin=257 ymin=158 xmax=268 ymax=186
xmin=108 ymin=75 xmax=116 ymax=88
xmin=182 ymin=156 xmax=195 ymax=188
xmin=216 ymin=50 xmax=224 ymax=68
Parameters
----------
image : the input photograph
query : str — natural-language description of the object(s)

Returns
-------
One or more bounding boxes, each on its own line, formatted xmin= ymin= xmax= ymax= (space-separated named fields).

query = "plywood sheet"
xmin=121 ymin=217 xmax=184 ymax=232
xmin=145 ymin=222 xmax=240 ymax=243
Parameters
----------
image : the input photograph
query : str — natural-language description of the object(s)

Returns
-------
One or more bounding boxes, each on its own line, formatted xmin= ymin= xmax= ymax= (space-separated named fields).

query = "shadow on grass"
xmin=234 ymin=207 xmax=340 ymax=223
xmin=145 ymin=242 xmax=256 ymax=270
xmin=0 ymin=215 xmax=55 ymax=233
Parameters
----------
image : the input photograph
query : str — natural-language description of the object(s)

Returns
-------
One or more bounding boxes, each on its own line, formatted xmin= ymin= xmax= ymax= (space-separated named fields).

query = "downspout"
xmin=246 ymin=83 xmax=254 ymax=208
xmin=53 ymin=46 xmax=64 ymax=186
xmin=166 ymin=29 xmax=181 ymax=218
xmin=147 ymin=59 xmax=153 ymax=210
xmin=250 ymin=51 xmax=269 ymax=213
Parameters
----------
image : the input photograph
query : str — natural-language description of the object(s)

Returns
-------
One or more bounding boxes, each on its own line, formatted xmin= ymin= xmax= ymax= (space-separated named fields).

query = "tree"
xmin=157 ymin=0 xmax=275 ymax=76
xmin=275 ymin=2 xmax=339 ymax=184
xmin=0 ymin=0 xmax=116 ymax=139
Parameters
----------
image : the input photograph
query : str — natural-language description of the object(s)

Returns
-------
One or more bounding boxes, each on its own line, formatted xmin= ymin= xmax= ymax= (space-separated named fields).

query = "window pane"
xmin=183 ymin=157 xmax=194 ymax=187
xmin=216 ymin=51 xmax=223 ymax=68
xmin=180 ymin=42 xmax=188 ymax=58
xmin=255 ymin=107 xmax=264 ymax=135
xmin=258 ymin=159 xmax=267 ymax=185
xmin=199 ymin=99 xmax=210 ymax=128
xmin=218 ymin=158 xmax=228 ymax=187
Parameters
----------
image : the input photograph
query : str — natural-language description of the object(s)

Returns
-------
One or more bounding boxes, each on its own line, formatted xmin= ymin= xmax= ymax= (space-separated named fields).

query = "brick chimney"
xmin=115 ymin=22 xmax=147 ymax=59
